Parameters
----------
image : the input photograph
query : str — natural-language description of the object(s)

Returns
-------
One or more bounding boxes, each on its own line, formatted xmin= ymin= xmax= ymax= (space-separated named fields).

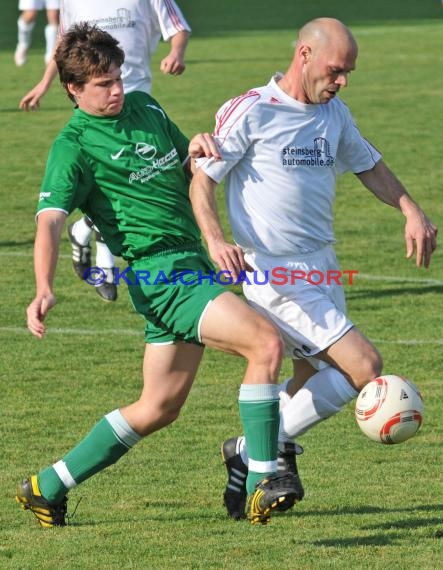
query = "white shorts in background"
xmin=243 ymin=245 xmax=354 ymax=368
xmin=19 ymin=0 xmax=59 ymax=10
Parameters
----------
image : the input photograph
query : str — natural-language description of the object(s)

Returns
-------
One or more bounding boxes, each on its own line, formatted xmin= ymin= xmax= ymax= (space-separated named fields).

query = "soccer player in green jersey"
xmin=17 ymin=22 xmax=300 ymax=527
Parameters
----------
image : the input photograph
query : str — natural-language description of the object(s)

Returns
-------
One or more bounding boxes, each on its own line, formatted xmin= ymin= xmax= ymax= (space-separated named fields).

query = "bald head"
xmin=297 ymin=18 xmax=358 ymax=57
xmin=278 ymin=18 xmax=358 ymax=104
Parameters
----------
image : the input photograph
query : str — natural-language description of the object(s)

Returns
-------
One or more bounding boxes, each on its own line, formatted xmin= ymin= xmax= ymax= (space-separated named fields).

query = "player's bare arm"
xmin=27 ymin=210 xmax=66 ymax=338
xmin=19 ymin=59 xmax=58 ymax=111
xmin=356 ymin=159 xmax=438 ymax=268
xmin=160 ymin=30 xmax=189 ymax=75
xmin=189 ymin=168 xmax=251 ymax=279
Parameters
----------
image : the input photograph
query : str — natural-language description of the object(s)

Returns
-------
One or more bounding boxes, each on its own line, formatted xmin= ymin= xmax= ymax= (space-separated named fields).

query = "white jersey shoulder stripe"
xmin=214 ymin=90 xmax=262 ymax=142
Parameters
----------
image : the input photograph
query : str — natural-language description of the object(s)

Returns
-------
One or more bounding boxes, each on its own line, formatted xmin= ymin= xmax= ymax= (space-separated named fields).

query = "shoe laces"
xmin=66 ymin=496 xmax=83 ymax=525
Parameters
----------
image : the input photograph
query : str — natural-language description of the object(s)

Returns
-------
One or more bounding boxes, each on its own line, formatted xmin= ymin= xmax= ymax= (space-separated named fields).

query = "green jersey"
xmin=37 ymin=91 xmax=200 ymax=261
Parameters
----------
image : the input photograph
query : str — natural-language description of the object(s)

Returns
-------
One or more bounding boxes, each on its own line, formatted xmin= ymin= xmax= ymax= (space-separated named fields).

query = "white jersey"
xmin=60 ymin=0 xmax=190 ymax=93
xmin=201 ymin=74 xmax=381 ymax=256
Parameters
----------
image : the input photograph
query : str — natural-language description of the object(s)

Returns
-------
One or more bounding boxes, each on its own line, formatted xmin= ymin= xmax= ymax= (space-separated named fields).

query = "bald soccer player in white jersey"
xmin=190 ymin=17 xmax=438 ymax=520
xmin=19 ymin=0 xmax=191 ymax=302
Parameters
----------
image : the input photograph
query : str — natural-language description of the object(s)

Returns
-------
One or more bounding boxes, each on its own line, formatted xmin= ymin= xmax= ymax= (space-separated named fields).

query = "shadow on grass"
xmin=0 ymin=239 xmax=35 ymax=248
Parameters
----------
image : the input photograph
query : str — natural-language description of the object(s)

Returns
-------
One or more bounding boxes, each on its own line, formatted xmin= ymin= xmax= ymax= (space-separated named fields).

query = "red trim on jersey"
xmin=214 ymin=90 xmax=261 ymax=143
xmin=164 ymin=0 xmax=186 ymax=31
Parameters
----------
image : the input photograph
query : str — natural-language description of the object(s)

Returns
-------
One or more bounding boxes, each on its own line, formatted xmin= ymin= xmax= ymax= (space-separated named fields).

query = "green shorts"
xmin=127 ymin=242 xmax=226 ymax=344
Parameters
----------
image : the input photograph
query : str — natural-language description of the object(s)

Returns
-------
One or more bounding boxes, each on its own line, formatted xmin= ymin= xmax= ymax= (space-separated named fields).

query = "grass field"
xmin=1 ymin=1 xmax=443 ymax=569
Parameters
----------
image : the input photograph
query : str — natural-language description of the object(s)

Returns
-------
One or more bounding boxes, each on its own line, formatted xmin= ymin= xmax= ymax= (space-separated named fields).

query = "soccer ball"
xmin=355 ymin=375 xmax=424 ymax=444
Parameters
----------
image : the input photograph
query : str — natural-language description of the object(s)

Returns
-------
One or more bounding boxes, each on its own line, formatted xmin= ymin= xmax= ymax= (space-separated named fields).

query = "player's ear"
xmin=299 ymin=44 xmax=312 ymax=63
xmin=67 ymin=82 xmax=82 ymax=100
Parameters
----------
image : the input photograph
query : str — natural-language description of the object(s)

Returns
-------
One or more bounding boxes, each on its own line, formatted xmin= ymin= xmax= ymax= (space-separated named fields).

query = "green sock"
xmin=238 ymin=384 xmax=280 ymax=495
xmin=38 ymin=410 xmax=141 ymax=503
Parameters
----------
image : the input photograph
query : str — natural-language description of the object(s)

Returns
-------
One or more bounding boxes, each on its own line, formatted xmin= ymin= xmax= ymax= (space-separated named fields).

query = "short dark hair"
xmin=54 ymin=22 xmax=125 ymax=102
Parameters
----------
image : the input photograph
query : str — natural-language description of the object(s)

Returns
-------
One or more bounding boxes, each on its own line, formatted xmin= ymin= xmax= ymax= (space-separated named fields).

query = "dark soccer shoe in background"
xmin=95 ymin=267 xmax=118 ymax=302
xmin=16 ymin=475 xmax=67 ymax=527
xmin=277 ymin=441 xmax=305 ymax=503
xmin=221 ymin=437 xmax=247 ymax=520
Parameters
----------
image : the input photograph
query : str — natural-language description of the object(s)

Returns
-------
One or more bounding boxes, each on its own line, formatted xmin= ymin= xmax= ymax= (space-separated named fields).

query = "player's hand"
xmin=188 ymin=133 xmax=221 ymax=160
xmin=19 ymin=82 xmax=48 ymax=111
xmin=207 ymin=240 xmax=253 ymax=281
xmin=160 ymin=54 xmax=186 ymax=75
xmin=405 ymin=211 xmax=438 ymax=268
xmin=26 ymin=293 xmax=56 ymax=338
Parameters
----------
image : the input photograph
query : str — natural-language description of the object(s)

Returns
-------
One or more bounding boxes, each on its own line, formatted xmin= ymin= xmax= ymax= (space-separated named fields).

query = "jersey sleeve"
xmin=36 ymin=137 xmax=94 ymax=217
xmin=151 ymin=0 xmax=191 ymax=40
xmin=199 ymin=91 xmax=260 ymax=183
xmin=335 ymin=101 xmax=381 ymax=174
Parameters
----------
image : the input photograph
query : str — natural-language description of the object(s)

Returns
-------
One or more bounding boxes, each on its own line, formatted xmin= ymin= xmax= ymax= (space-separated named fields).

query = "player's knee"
xmin=133 ymin=402 xmax=183 ymax=436
xmin=253 ymin=323 xmax=285 ymax=368
xmin=354 ymin=347 xmax=383 ymax=389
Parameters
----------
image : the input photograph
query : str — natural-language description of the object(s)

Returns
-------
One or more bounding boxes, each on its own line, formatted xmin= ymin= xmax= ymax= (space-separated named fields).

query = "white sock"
xmin=71 ymin=217 xmax=93 ymax=245
xmin=95 ymin=241 xmax=115 ymax=269
xmin=44 ymin=24 xmax=58 ymax=64
xmin=17 ymin=17 xmax=35 ymax=48
xmin=279 ymin=366 xmax=358 ymax=441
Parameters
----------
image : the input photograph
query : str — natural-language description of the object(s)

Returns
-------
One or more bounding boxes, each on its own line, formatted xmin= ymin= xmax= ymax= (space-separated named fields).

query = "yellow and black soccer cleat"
xmin=247 ymin=472 xmax=299 ymax=525
xmin=16 ymin=475 xmax=67 ymax=528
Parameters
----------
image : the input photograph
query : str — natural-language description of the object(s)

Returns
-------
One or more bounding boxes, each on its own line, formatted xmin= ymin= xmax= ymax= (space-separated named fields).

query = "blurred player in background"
xmin=190 ymin=17 xmax=438 ymax=520
xmin=14 ymin=0 xmax=59 ymax=67
xmin=19 ymin=0 xmax=191 ymax=302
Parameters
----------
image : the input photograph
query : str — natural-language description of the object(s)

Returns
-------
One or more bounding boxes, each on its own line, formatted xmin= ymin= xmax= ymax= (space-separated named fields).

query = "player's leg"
xmin=67 ymin=216 xmax=117 ymax=301
xmin=16 ymin=342 xmax=204 ymax=527
xmin=67 ymin=216 xmax=93 ymax=278
xmin=15 ymin=5 xmax=38 ymax=66
xmin=319 ymin=326 xmax=382 ymax=389
xmin=94 ymin=230 xmax=117 ymax=302
xmin=44 ymin=7 xmax=59 ymax=65
xmin=200 ymin=291 xmax=300 ymax=523
xmin=222 ymin=246 xmax=380 ymax=516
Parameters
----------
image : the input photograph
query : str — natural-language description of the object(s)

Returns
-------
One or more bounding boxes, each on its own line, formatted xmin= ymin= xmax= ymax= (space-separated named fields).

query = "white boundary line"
xmin=357 ymin=273 xmax=443 ymax=286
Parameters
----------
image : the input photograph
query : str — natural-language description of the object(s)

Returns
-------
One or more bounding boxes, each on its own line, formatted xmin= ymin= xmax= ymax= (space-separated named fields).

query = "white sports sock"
xmin=95 ymin=241 xmax=115 ymax=269
xmin=17 ymin=17 xmax=35 ymax=48
xmin=279 ymin=366 xmax=358 ymax=441
xmin=44 ymin=24 xmax=58 ymax=64
xmin=71 ymin=217 xmax=93 ymax=245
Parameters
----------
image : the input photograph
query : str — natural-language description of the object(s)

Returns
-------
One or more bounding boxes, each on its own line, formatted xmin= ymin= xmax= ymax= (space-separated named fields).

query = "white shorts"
xmin=243 ymin=246 xmax=354 ymax=368
xmin=19 ymin=0 xmax=59 ymax=10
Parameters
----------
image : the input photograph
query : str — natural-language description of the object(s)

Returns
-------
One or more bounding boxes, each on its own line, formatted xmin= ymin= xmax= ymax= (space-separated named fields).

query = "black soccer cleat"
xmin=247 ymin=471 xmax=300 ymax=525
xmin=67 ymin=223 xmax=91 ymax=280
xmin=95 ymin=268 xmax=118 ymax=302
xmin=16 ymin=475 xmax=67 ymax=527
xmin=221 ymin=437 xmax=247 ymax=520
xmin=277 ymin=441 xmax=305 ymax=503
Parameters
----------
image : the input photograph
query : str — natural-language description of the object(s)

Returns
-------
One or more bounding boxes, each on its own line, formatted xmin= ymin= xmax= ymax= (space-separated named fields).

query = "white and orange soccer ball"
xmin=355 ymin=375 xmax=424 ymax=444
